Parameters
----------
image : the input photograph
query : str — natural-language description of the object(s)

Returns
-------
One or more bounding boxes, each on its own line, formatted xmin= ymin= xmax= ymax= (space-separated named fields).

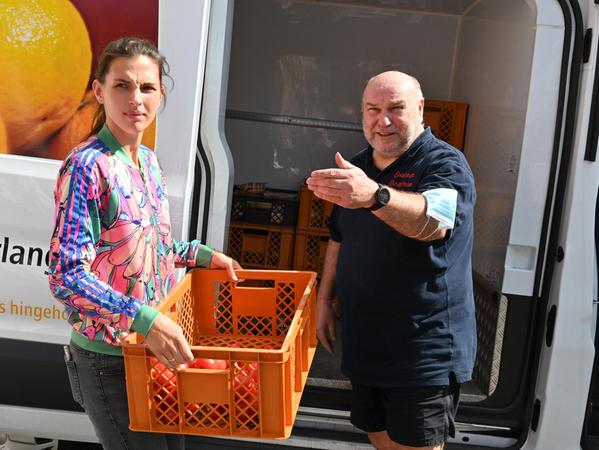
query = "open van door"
xmin=188 ymin=0 xmax=599 ymax=448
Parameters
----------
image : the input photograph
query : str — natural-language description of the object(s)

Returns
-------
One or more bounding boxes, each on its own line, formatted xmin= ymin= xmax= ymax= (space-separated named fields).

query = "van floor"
xmin=308 ymin=320 xmax=486 ymax=402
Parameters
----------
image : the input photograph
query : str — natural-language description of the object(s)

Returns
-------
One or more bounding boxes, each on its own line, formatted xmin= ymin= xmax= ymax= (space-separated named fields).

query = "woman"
xmin=48 ymin=37 xmax=240 ymax=450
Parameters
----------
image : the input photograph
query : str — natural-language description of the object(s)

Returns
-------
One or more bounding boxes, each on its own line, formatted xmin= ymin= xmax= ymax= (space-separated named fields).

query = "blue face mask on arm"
xmin=422 ymin=188 xmax=457 ymax=230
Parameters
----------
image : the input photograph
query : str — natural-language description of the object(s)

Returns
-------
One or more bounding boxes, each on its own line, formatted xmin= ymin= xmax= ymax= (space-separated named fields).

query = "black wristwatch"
xmin=368 ymin=183 xmax=391 ymax=211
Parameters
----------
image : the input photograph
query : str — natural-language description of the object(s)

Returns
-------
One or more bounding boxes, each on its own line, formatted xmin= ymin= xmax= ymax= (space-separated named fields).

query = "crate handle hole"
xmin=235 ymin=279 xmax=276 ymax=289
xmin=242 ymin=228 xmax=269 ymax=236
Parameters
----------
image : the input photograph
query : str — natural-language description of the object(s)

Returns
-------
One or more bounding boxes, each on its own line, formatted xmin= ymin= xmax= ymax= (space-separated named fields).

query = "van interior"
xmin=214 ymin=0 xmax=560 ymax=443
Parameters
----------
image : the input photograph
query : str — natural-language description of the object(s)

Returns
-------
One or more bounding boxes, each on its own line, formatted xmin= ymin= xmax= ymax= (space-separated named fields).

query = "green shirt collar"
xmin=97 ymin=124 xmax=140 ymax=168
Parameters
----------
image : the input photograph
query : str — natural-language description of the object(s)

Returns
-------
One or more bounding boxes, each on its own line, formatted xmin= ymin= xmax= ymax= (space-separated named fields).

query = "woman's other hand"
xmin=145 ymin=313 xmax=194 ymax=369
xmin=209 ymin=251 xmax=242 ymax=282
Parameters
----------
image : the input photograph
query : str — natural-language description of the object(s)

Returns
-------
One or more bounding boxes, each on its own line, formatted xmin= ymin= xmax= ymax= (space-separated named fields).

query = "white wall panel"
xmin=452 ymin=0 xmax=537 ymax=290
xmin=226 ymin=0 xmax=459 ymax=189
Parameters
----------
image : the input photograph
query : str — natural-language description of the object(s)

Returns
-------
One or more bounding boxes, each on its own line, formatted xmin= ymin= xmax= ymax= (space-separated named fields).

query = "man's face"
xmin=362 ymin=77 xmax=424 ymax=158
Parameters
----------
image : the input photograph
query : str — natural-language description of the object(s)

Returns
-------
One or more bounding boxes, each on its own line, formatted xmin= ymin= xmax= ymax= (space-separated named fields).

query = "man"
xmin=306 ymin=71 xmax=476 ymax=450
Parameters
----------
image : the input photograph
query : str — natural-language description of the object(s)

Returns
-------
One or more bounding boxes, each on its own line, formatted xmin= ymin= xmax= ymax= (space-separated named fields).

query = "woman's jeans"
xmin=64 ymin=340 xmax=185 ymax=450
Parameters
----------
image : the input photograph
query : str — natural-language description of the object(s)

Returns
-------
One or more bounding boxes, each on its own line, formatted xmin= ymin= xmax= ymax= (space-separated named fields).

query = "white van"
xmin=1 ymin=0 xmax=598 ymax=449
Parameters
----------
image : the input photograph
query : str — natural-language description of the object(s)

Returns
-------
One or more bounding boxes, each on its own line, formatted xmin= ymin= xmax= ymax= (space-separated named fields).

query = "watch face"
xmin=377 ymin=186 xmax=391 ymax=205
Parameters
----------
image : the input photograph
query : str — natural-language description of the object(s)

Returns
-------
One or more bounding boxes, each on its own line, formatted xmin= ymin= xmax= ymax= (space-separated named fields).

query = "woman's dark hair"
xmin=89 ymin=37 xmax=171 ymax=136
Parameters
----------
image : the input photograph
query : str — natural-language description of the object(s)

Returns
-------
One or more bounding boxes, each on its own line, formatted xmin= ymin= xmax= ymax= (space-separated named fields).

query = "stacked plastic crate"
xmin=227 ymin=189 xmax=299 ymax=269
xmin=423 ymin=99 xmax=468 ymax=151
xmin=292 ymin=185 xmax=334 ymax=279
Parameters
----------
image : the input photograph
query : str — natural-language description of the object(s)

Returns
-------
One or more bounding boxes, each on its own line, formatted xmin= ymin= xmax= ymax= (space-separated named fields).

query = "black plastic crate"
xmin=231 ymin=189 xmax=299 ymax=227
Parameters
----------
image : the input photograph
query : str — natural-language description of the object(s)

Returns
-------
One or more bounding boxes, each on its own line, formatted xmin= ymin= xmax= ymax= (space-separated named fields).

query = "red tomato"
xmin=150 ymin=360 xmax=176 ymax=386
xmin=185 ymin=402 xmax=201 ymax=417
xmin=233 ymin=362 xmax=259 ymax=407
xmin=153 ymin=381 xmax=175 ymax=398
xmin=149 ymin=357 xmax=179 ymax=425
xmin=158 ymin=403 xmax=178 ymax=423
xmin=150 ymin=357 xmax=177 ymax=400
xmin=155 ymin=391 xmax=178 ymax=424
xmin=229 ymin=362 xmax=259 ymax=430
xmin=184 ymin=402 xmax=227 ymax=428
xmin=189 ymin=358 xmax=229 ymax=370
xmin=205 ymin=404 xmax=228 ymax=427
xmin=236 ymin=411 xmax=257 ymax=429
xmin=233 ymin=362 xmax=258 ymax=383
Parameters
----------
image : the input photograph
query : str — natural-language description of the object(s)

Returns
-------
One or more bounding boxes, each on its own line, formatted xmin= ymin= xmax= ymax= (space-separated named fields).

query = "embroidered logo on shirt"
xmin=388 ymin=171 xmax=416 ymax=188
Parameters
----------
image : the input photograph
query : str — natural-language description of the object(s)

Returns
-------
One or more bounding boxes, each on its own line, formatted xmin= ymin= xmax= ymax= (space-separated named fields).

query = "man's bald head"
xmin=362 ymin=71 xmax=423 ymax=106
xmin=361 ymin=71 xmax=425 ymax=161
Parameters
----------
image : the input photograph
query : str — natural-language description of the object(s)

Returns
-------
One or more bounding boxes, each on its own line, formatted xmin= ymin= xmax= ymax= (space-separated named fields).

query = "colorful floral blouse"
xmin=48 ymin=125 xmax=213 ymax=355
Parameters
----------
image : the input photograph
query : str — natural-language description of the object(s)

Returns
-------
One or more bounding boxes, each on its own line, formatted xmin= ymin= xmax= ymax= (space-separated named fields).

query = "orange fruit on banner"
xmin=0 ymin=114 xmax=8 ymax=154
xmin=46 ymin=91 xmax=97 ymax=160
xmin=0 ymin=0 xmax=92 ymax=154
xmin=141 ymin=117 xmax=157 ymax=150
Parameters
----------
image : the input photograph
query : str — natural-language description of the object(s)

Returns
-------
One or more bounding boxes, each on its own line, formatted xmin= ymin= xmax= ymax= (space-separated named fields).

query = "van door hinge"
xmin=584 ymin=29 xmax=593 ymax=63
xmin=556 ymin=246 xmax=565 ymax=262
xmin=531 ymin=399 xmax=541 ymax=431
xmin=546 ymin=305 xmax=557 ymax=347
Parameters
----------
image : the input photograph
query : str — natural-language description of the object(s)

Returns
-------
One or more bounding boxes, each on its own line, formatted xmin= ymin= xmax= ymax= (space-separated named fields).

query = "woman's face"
xmin=92 ymin=55 xmax=163 ymax=144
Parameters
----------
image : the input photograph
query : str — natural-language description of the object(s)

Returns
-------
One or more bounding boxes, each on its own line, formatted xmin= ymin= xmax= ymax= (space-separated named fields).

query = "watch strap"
xmin=368 ymin=183 xmax=386 ymax=211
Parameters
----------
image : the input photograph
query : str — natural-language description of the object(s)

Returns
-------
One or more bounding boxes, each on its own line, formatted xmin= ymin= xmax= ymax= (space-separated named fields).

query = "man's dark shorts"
xmin=349 ymin=375 xmax=460 ymax=447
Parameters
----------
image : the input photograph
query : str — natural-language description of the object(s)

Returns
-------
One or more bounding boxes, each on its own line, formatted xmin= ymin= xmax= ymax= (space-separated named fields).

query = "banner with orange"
xmin=0 ymin=0 xmax=158 ymax=160
xmin=0 ymin=0 xmax=158 ymax=345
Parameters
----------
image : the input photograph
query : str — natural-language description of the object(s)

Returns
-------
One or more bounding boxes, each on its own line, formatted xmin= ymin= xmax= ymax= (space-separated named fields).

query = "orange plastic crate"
xmin=227 ymin=222 xmax=294 ymax=269
xmin=297 ymin=185 xmax=334 ymax=232
xmin=423 ymin=99 xmax=468 ymax=150
xmin=122 ymin=269 xmax=317 ymax=439
xmin=293 ymin=228 xmax=329 ymax=278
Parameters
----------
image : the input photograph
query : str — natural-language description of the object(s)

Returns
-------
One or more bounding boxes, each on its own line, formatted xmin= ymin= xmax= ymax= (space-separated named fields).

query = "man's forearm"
xmin=306 ymin=154 xmax=445 ymax=242
xmin=372 ymin=188 xmax=446 ymax=241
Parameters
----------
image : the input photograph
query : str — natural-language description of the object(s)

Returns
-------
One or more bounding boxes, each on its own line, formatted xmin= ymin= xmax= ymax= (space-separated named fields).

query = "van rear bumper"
xmin=0 ymin=405 xmax=96 ymax=442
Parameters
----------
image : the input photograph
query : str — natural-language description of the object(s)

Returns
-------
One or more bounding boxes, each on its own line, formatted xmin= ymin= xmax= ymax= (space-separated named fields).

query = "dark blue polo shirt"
xmin=330 ymin=128 xmax=476 ymax=387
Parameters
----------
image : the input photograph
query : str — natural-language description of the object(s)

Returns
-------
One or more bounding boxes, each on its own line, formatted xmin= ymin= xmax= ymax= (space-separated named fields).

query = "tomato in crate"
xmin=149 ymin=357 xmax=178 ymax=426
xmin=189 ymin=358 xmax=229 ymax=370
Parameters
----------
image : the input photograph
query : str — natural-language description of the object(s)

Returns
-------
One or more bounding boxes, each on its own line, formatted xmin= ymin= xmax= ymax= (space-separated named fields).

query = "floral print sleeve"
xmin=48 ymin=142 xmax=153 ymax=347
xmin=172 ymin=239 xmax=213 ymax=268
